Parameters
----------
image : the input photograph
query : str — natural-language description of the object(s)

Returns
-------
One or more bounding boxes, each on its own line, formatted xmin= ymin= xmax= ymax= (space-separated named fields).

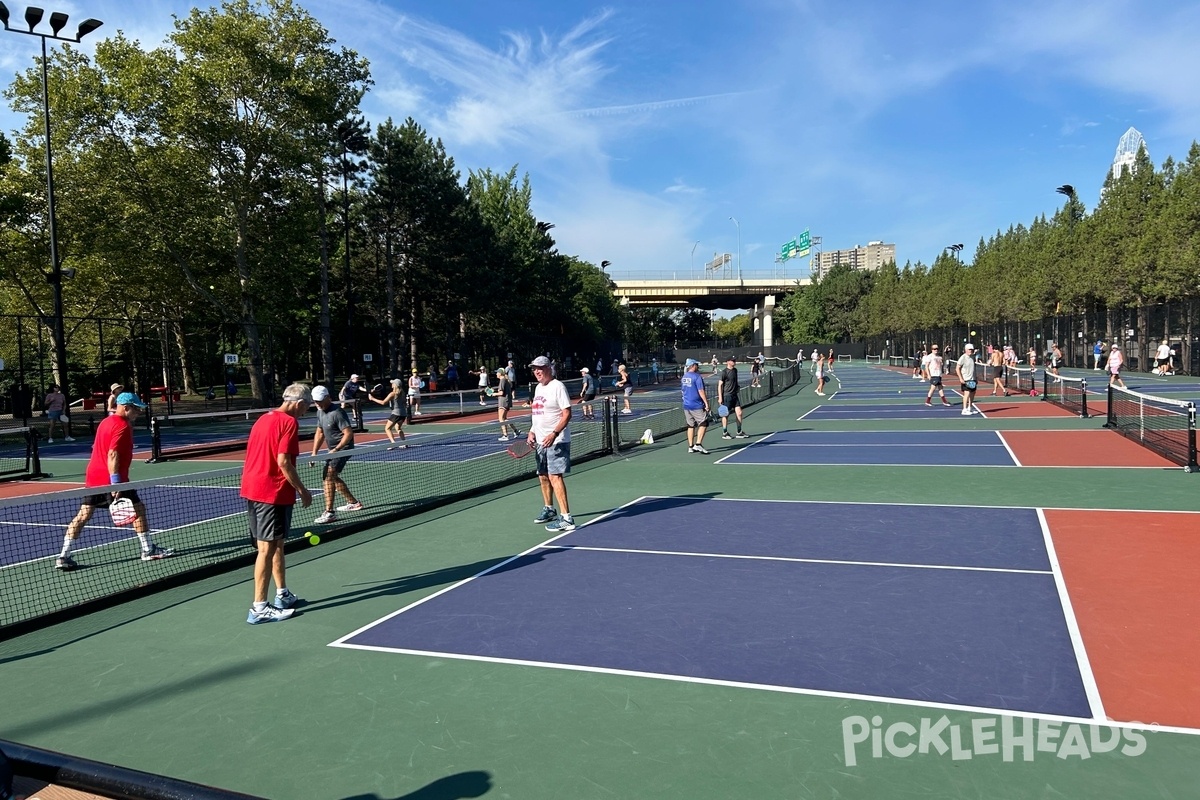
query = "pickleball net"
xmin=1105 ymin=384 xmax=1198 ymax=471
xmin=0 ymin=410 xmax=613 ymax=634
xmin=2 ymin=365 xmax=804 ymax=635
xmin=0 ymin=427 xmax=47 ymax=483
xmin=1042 ymin=373 xmax=1089 ymax=417
xmin=1004 ymin=365 xmax=1036 ymax=394
xmin=148 ymin=403 xmax=356 ymax=462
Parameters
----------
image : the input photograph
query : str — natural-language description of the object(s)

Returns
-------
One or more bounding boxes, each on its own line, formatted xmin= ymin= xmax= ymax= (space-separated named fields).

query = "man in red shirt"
xmin=56 ymin=392 xmax=172 ymax=570
xmin=240 ymin=382 xmax=313 ymax=624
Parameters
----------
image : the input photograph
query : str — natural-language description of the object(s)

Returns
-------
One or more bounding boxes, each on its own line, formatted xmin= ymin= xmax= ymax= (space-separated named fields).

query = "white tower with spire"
xmin=1111 ymin=127 xmax=1146 ymax=181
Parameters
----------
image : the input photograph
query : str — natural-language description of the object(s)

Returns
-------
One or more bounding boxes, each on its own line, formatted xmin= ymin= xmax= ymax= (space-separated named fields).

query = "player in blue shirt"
xmin=680 ymin=359 xmax=711 ymax=455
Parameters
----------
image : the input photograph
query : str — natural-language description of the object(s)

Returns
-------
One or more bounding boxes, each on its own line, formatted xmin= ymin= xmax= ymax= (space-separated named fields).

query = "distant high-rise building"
xmin=813 ymin=241 xmax=896 ymax=279
xmin=1111 ymin=127 xmax=1147 ymax=181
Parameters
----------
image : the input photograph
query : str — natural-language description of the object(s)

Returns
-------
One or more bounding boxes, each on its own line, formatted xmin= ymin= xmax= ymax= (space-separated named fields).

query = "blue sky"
xmin=3 ymin=0 xmax=1199 ymax=301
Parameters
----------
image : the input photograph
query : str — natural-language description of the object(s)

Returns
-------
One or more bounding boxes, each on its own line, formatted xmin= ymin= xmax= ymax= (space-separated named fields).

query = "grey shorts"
xmin=247 ymin=500 xmax=293 ymax=542
xmin=684 ymin=407 xmax=708 ymax=428
xmin=535 ymin=439 xmax=571 ymax=476
xmin=623 ymin=385 xmax=633 ymax=396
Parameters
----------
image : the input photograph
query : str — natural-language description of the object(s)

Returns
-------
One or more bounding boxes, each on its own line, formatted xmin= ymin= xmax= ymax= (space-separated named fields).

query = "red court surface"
xmin=1003 ymin=429 xmax=1179 ymax=468
xmin=1047 ymin=509 xmax=1200 ymax=730
xmin=974 ymin=401 xmax=1077 ymax=418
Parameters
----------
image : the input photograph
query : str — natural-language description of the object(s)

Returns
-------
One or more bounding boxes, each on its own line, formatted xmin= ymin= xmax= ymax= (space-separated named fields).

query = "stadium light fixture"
xmin=1055 ymin=184 xmax=1076 ymax=198
xmin=0 ymin=4 xmax=104 ymax=396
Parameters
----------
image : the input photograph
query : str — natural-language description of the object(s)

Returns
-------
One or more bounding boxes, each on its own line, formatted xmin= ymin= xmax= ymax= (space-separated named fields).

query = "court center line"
xmin=1038 ymin=507 xmax=1107 ymax=722
xmin=541 ymin=544 xmax=1052 ymax=575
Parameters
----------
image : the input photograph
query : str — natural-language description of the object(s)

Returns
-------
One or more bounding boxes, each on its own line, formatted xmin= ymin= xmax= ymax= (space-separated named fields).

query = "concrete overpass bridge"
xmin=610 ymin=270 xmax=811 ymax=347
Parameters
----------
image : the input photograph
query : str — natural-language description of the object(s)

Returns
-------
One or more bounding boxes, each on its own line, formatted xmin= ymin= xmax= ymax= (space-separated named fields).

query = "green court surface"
xmin=2 ymin=364 xmax=1198 ymax=799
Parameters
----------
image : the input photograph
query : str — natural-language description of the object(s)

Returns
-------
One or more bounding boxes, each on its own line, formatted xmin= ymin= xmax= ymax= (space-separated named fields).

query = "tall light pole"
xmin=0 ymin=4 xmax=104 ymax=397
xmin=691 ymin=240 xmax=699 ymax=274
xmin=728 ymin=217 xmax=741 ymax=281
xmin=945 ymin=243 xmax=964 ymax=260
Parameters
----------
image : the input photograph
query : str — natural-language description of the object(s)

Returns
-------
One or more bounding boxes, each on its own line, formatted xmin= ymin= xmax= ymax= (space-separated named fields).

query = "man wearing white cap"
xmin=310 ymin=385 xmax=363 ymax=525
xmin=956 ymin=344 xmax=980 ymax=415
xmin=1106 ymin=344 xmax=1126 ymax=388
xmin=57 ymin=392 xmax=173 ymax=570
xmin=528 ymin=356 xmax=575 ymax=532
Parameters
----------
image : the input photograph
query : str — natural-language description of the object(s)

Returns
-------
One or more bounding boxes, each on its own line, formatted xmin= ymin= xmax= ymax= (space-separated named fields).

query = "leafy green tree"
xmin=6 ymin=0 xmax=371 ymax=400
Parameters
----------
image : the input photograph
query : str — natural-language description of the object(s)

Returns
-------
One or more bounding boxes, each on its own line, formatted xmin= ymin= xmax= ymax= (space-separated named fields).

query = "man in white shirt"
xmin=922 ymin=345 xmax=952 ymax=407
xmin=1155 ymin=341 xmax=1172 ymax=375
xmin=956 ymin=344 xmax=980 ymax=415
xmin=528 ymin=356 xmax=575 ymax=532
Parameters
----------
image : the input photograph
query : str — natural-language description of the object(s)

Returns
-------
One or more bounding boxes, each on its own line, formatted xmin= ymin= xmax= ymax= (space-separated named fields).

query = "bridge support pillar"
xmin=752 ymin=295 xmax=775 ymax=348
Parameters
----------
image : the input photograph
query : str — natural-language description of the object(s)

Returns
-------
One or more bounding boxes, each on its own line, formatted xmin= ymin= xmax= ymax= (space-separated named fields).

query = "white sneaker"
xmin=498 ymin=436 xmax=510 ymax=441
xmin=47 ymin=437 xmax=54 ymax=444
xmin=65 ymin=436 xmax=75 ymax=442
xmin=620 ymin=409 xmax=632 ymax=415
xmin=692 ymin=444 xmax=709 ymax=455
xmin=961 ymin=410 xmax=971 ymax=415
xmin=314 ymin=510 xmax=336 ymax=524
xmin=413 ymin=410 xmax=422 ymax=416
xmin=336 ymin=502 xmax=363 ymax=512
xmin=816 ymin=391 xmax=825 ymax=396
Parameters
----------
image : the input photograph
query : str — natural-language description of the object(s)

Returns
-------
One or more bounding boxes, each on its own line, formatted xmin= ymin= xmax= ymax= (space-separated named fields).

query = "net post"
xmin=26 ymin=428 xmax=49 ymax=480
xmin=1189 ymin=405 xmax=1198 ymax=473
xmin=601 ymin=396 xmax=613 ymax=454
xmin=1041 ymin=370 xmax=1047 ymax=399
xmin=353 ymin=399 xmax=366 ymax=433
xmin=1104 ymin=384 xmax=1115 ymax=428
xmin=147 ymin=417 xmax=163 ymax=463
xmin=1080 ymin=378 xmax=1089 ymax=418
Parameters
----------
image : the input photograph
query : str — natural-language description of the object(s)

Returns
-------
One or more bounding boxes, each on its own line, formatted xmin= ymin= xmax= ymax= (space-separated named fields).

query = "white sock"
xmin=59 ymin=536 xmax=74 ymax=559
xmin=137 ymin=533 xmax=153 ymax=552
xmin=252 ymin=601 xmax=268 ymax=612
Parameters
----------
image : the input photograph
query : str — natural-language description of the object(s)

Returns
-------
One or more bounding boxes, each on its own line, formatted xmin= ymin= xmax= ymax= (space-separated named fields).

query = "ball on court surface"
xmin=898 ymin=390 xmax=902 ymax=394
xmin=309 ymin=534 xmax=320 ymax=546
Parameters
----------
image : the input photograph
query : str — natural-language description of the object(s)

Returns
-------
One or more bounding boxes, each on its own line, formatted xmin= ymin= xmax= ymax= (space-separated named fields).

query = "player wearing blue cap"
xmin=56 ymin=392 xmax=173 ymax=570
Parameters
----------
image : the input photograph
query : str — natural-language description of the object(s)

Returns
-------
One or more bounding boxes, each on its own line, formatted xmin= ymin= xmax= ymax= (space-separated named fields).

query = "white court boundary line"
xmin=329 ymin=495 xmax=1200 ymax=736
xmin=1038 ymin=507 xmax=1106 ymax=722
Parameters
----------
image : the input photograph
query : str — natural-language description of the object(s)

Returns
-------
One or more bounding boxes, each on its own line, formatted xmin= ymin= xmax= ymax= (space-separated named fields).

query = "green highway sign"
xmin=780 ymin=229 xmax=812 ymax=260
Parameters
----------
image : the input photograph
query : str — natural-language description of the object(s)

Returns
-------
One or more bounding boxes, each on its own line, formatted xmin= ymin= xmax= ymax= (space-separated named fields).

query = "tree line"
xmin=1 ymin=0 xmax=713 ymax=399
xmin=776 ymin=141 xmax=1200 ymax=344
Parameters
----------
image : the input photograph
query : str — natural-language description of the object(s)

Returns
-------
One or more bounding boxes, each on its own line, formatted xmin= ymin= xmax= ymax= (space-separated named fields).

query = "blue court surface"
xmin=335 ymin=496 xmax=1093 ymax=718
xmin=800 ymin=402 xmax=986 ymax=421
xmin=0 ymin=483 xmax=245 ymax=568
xmin=717 ymin=430 xmax=1017 ymax=467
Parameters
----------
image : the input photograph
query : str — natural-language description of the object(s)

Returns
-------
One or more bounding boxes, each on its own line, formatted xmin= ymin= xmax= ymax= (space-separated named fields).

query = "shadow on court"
xmin=342 ymin=770 xmax=492 ymax=799
xmin=310 ymin=556 xmax=550 ymax=613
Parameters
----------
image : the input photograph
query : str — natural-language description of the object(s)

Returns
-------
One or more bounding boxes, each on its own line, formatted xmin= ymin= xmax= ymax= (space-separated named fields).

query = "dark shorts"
xmin=321 ymin=455 xmax=351 ymax=479
xmin=929 ymin=375 xmax=943 ymax=386
xmin=247 ymin=500 xmax=293 ymax=542
xmin=388 ymin=413 xmax=405 ymax=424
xmin=725 ymin=393 xmax=741 ymax=410
xmin=1158 ymin=358 xmax=1171 ymax=367
xmin=963 ymin=380 xmax=977 ymax=392
xmin=83 ymin=489 xmax=142 ymax=508
xmin=581 ymin=393 xmax=596 ymax=402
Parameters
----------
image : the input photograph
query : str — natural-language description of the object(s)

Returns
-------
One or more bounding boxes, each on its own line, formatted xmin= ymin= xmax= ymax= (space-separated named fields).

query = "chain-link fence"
xmin=863 ymin=301 xmax=1200 ymax=375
